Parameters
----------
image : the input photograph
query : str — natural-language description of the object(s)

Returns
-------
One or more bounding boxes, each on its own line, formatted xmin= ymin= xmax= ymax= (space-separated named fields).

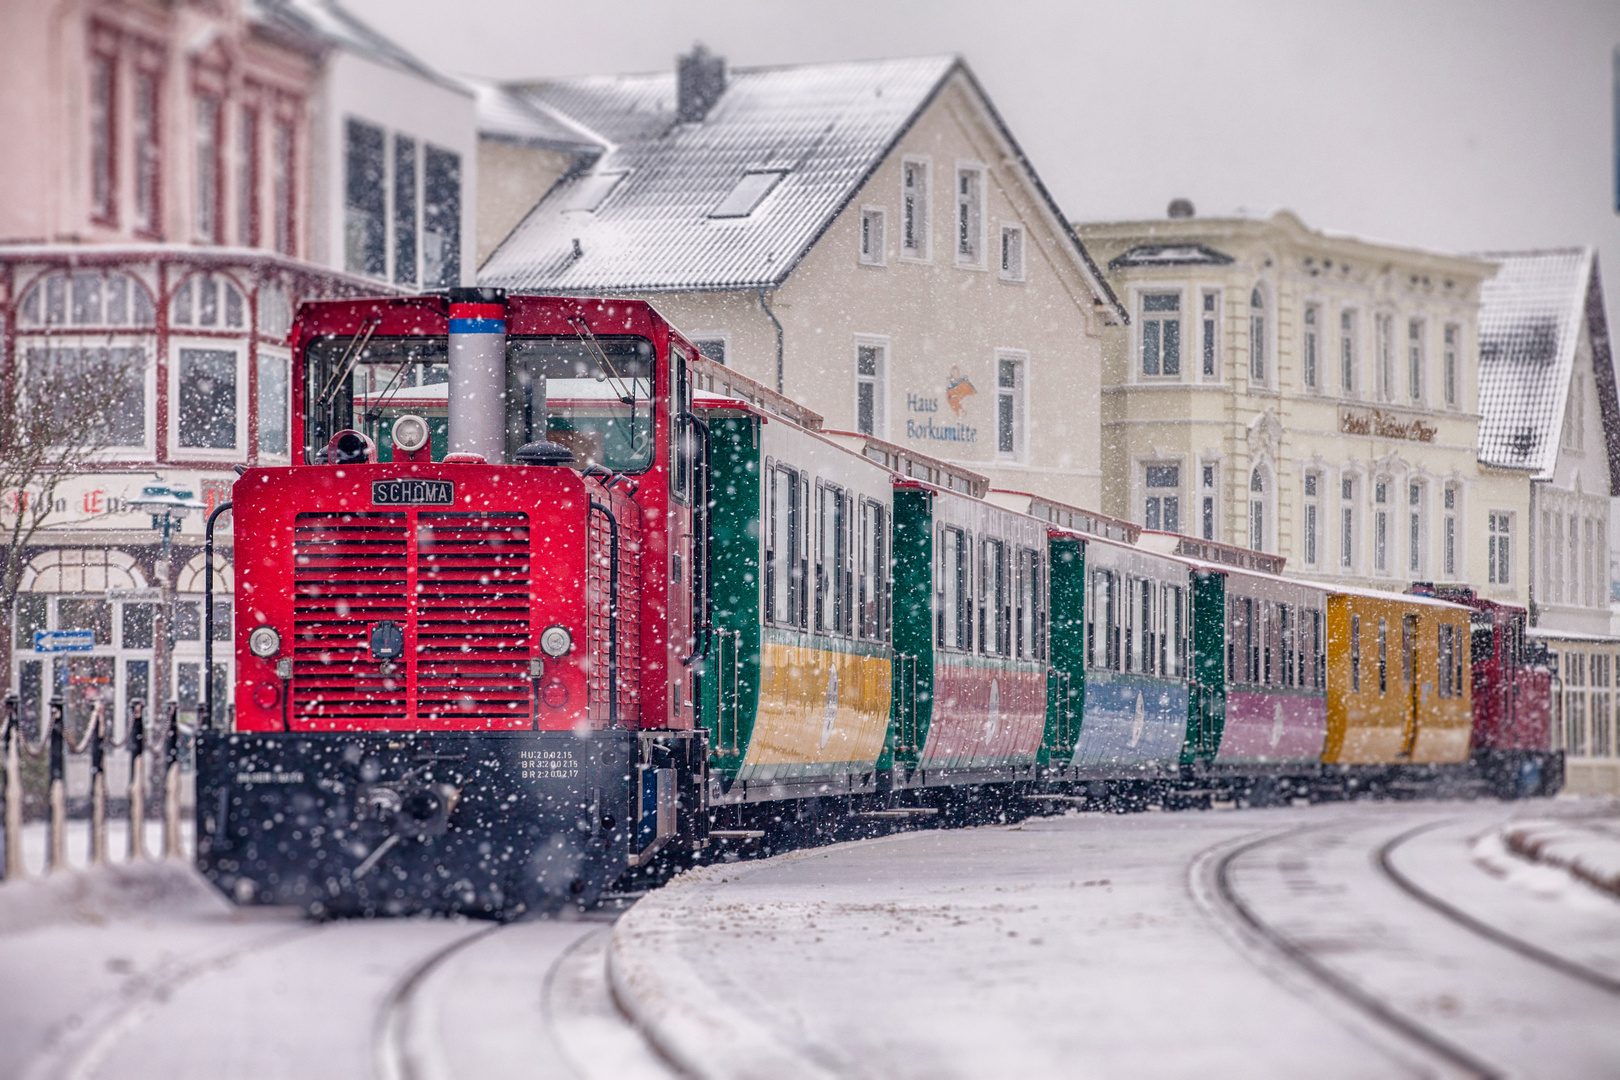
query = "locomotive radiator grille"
xmin=289 ymin=510 xmax=532 ymax=728
xmin=416 ymin=512 xmax=532 ymax=724
xmin=586 ymin=498 xmax=643 ymax=723
xmin=292 ymin=513 xmax=409 ymax=723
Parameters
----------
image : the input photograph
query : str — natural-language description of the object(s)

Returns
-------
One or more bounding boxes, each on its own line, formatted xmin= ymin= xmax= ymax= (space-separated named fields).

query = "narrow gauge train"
xmin=197 ymin=289 xmax=1559 ymax=918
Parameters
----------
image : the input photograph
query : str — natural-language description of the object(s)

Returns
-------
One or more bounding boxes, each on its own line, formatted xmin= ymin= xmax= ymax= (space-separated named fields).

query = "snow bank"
xmin=1501 ymin=818 xmax=1620 ymax=899
xmin=0 ymin=858 xmax=228 ymax=937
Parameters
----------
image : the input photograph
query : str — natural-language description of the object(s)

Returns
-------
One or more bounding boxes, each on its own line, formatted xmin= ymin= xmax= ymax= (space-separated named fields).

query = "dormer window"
xmin=711 ymin=170 xmax=786 ymax=218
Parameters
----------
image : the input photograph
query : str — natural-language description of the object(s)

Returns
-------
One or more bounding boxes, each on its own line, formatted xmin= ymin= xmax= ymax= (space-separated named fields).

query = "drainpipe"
xmin=758 ymin=287 xmax=784 ymax=395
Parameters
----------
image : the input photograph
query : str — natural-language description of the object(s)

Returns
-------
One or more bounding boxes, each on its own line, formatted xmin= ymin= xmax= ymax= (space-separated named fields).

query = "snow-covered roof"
xmin=477 ymin=54 xmax=1121 ymax=314
xmin=1476 ymin=248 xmax=1618 ymax=481
xmin=251 ymin=0 xmax=471 ymax=96
xmin=468 ymin=79 xmax=605 ymax=153
xmin=1108 ymin=244 xmax=1234 ymax=269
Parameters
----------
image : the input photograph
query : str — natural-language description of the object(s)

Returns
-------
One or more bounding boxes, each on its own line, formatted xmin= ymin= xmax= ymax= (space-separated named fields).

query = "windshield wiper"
xmin=316 ymin=318 xmax=381 ymax=406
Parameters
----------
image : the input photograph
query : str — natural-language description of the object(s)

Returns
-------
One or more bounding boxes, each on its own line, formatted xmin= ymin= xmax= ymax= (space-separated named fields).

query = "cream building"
xmin=476 ymin=49 xmax=1122 ymax=507
xmin=1074 ymin=209 xmax=1529 ymax=601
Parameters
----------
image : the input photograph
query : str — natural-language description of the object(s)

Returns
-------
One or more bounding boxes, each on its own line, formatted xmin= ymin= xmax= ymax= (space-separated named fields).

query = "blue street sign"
xmin=34 ymin=629 xmax=95 ymax=653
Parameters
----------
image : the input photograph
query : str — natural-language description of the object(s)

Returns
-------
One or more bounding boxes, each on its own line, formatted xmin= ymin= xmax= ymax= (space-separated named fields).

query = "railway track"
xmin=373 ymin=922 xmax=505 ymax=1080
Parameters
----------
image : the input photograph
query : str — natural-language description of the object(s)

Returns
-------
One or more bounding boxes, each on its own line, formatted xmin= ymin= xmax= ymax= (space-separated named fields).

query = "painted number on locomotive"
xmin=519 ymin=749 xmax=580 ymax=780
xmin=372 ymin=479 xmax=455 ymax=506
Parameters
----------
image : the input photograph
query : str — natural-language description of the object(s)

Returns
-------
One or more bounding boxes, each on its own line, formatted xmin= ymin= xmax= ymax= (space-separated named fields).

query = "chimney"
xmin=677 ymin=43 xmax=726 ymax=123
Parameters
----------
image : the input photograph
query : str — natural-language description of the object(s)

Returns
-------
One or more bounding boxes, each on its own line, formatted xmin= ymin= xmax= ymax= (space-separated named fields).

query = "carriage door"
xmin=670 ymin=350 xmax=697 ymax=724
xmin=1400 ymin=614 xmax=1420 ymax=757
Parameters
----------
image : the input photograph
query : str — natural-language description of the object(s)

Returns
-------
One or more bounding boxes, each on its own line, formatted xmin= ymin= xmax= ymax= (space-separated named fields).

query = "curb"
xmin=1500 ymin=818 xmax=1620 ymax=899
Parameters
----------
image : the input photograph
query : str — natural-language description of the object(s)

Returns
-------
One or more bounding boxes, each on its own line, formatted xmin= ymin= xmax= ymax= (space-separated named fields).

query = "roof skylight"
xmin=710 ymin=170 xmax=787 ymax=218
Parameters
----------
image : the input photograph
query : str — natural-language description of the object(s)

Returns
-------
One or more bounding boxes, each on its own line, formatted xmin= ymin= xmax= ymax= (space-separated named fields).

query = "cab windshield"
xmin=506 ymin=336 xmax=655 ymax=473
xmin=303 ymin=335 xmax=449 ymax=461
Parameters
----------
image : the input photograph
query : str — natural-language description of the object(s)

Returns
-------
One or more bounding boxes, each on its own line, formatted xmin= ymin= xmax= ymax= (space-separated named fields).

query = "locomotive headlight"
xmin=249 ymin=626 xmax=282 ymax=659
xmin=539 ymin=624 xmax=573 ymax=658
xmin=391 ymin=414 xmax=431 ymax=454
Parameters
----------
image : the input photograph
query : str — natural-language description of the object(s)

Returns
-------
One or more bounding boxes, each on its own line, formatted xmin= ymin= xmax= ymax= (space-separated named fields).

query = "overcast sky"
xmin=350 ymin=0 xmax=1620 ymax=314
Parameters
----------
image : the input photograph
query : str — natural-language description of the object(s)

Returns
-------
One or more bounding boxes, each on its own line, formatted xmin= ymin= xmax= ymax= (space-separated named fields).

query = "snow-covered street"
xmin=1 ymin=799 xmax=1617 ymax=1079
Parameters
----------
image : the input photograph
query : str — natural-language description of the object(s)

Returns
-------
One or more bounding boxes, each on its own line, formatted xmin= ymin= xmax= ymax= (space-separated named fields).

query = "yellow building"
xmin=1074 ymin=209 xmax=1529 ymax=603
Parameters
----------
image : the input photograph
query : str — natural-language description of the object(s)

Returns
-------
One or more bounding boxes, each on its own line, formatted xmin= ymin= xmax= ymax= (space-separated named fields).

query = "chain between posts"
xmin=0 ymin=693 xmax=186 ymax=882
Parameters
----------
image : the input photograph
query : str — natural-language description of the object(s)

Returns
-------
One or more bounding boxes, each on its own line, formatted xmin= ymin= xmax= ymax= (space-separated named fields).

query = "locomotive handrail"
xmin=202 ymin=499 xmax=233 ymax=731
xmin=588 ymin=498 xmax=622 ymax=727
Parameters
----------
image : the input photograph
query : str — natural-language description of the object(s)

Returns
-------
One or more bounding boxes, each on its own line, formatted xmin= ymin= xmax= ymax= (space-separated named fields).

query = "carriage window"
xmin=1261 ymin=602 xmax=1275 ymax=686
xmin=1088 ymin=567 xmax=1120 ymax=670
xmin=1351 ymin=615 xmax=1361 ymax=692
xmin=1439 ymin=623 xmax=1455 ymax=698
xmin=1016 ymin=548 xmax=1042 ymax=660
xmin=816 ymin=483 xmax=852 ymax=635
xmin=506 ymin=336 xmax=655 ymax=472
xmin=937 ymin=526 xmax=970 ymax=651
xmin=1245 ymin=598 xmax=1259 ymax=683
xmin=1470 ymin=613 xmax=1494 ymax=666
xmin=1279 ymin=604 xmax=1294 ymax=688
xmin=767 ymin=464 xmax=803 ymax=626
xmin=1163 ymin=583 xmax=1186 ymax=678
xmin=1132 ymin=578 xmax=1155 ymax=675
xmin=1308 ymin=608 xmax=1324 ymax=689
xmin=1377 ymin=617 xmax=1388 ymax=694
xmin=858 ymin=498 xmax=887 ymax=641
xmin=977 ymin=538 xmax=1010 ymax=656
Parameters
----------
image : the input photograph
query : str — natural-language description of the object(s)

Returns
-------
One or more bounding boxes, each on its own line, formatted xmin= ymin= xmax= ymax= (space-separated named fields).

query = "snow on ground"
xmin=1499 ymin=803 xmax=1620 ymax=898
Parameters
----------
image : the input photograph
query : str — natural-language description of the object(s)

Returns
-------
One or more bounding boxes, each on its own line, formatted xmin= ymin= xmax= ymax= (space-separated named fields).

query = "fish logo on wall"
xmin=820 ymin=666 xmax=839 ymax=749
xmin=1129 ymin=691 xmax=1145 ymax=748
xmin=946 ymin=366 xmax=977 ymax=414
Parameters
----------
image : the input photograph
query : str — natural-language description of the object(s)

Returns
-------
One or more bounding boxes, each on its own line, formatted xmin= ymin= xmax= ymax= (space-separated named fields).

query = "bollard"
xmin=2 ymin=695 xmax=18 ymax=881
xmin=162 ymin=702 xmax=181 ymax=860
xmin=47 ymin=698 xmax=65 ymax=873
xmin=127 ymin=700 xmax=147 ymax=860
xmin=89 ymin=702 xmax=107 ymax=865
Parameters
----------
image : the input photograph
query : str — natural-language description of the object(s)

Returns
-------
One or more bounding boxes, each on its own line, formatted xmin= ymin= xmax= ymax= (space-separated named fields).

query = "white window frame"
xmin=1407 ymin=318 xmax=1425 ymax=405
xmin=1376 ymin=312 xmax=1395 ymax=403
xmin=1248 ymin=284 xmax=1269 ymax=388
xmin=995 ymin=348 xmax=1029 ymax=461
xmin=256 ymin=346 xmax=292 ymax=462
xmin=1407 ymin=479 xmax=1427 ymax=577
xmin=1373 ymin=476 xmax=1391 ymax=574
xmin=1200 ymin=290 xmax=1221 ymax=382
xmin=853 ymin=334 xmax=889 ymax=440
xmin=1302 ymin=303 xmax=1321 ymax=392
xmin=1141 ymin=459 xmax=1184 ymax=534
xmin=859 ymin=206 xmax=886 ymax=267
xmin=1199 ymin=459 xmax=1219 ymax=541
xmin=1442 ymin=482 xmax=1461 ymax=579
xmin=168 ymin=337 xmax=247 ymax=460
xmin=1339 ymin=308 xmax=1359 ymax=398
xmin=1443 ymin=323 xmax=1460 ymax=409
xmin=1248 ymin=463 xmax=1271 ymax=553
xmin=954 ymin=163 xmax=986 ymax=269
xmin=18 ymin=333 xmax=157 ymax=460
xmin=1489 ymin=510 xmax=1514 ymax=586
xmin=998 ymin=223 xmax=1025 ymax=282
xmin=900 ymin=156 xmax=930 ymax=262
xmin=686 ymin=332 xmax=730 ymax=367
xmin=1137 ymin=287 xmax=1185 ymax=382
xmin=1303 ymin=470 xmax=1322 ymax=567
xmin=1340 ymin=471 xmax=1360 ymax=572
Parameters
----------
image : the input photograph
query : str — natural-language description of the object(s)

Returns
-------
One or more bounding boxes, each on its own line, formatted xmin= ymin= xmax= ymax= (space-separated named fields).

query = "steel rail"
xmin=373 ymin=923 xmax=505 ymax=1080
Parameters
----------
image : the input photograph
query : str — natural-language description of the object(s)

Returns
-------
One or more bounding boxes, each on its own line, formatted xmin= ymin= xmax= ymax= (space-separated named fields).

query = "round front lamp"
xmin=248 ymin=625 xmax=282 ymax=659
xmin=539 ymin=624 xmax=573 ymax=658
xmin=392 ymin=414 xmax=431 ymax=454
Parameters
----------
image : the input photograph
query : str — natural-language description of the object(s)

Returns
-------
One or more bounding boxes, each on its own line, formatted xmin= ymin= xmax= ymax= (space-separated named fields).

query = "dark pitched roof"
xmin=476 ymin=55 xmax=1122 ymax=317
xmin=1476 ymin=249 xmax=1619 ymax=483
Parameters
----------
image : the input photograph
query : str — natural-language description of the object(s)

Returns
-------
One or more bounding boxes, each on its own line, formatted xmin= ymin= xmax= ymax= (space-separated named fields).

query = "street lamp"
xmin=129 ymin=484 xmax=206 ymax=717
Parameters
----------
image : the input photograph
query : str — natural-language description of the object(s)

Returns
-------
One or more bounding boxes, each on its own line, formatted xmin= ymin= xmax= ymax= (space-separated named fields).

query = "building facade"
xmin=1074 ymin=210 xmax=1530 ymax=603
xmin=477 ymin=51 xmax=1122 ymax=508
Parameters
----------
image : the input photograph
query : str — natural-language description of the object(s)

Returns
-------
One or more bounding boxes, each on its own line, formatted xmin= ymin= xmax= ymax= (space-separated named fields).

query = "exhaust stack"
xmin=447 ymin=287 xmax=507 ymax=463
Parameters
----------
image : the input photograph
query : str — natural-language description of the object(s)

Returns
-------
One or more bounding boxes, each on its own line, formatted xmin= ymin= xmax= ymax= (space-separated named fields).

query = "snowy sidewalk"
xmin=1501 ymin=806 xmax=1620 ymax=898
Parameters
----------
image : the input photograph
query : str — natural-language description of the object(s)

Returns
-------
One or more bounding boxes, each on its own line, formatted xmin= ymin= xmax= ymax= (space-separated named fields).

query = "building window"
xmin=90 ymin=52 xmax=117 ymax=224
xmin=999 ymin=225 xmax=1024 ymax=281
xmin=860 ymin=208 xmax=885 ymax=265
xmin=1340 ymin=309 xmax=1357 ymax=396
xmin=1303 ymin=304 xmax=1319 ymax=390
xmin=344 ymin=119 xmax=386 ymax=277
xmin=1144 ymin=463 xmax=1180 ymax=533
xmin=394 ymin=135 xmax=418 ymax=286
xmin=1408 ymin=482 xmax=1424 ymax=575
xmin=1374 ymin=478 xmax=1389 ymax=572
xmin=272 ymin=119 xmax=295 ymax=256
xmin=18 ymin=270 xmax=156 ymax=330
xmin=1489 ymin=511 xmax=1512 ymax=585
xmin=901 ymin=159 xmax=928 ymax=259
xmin=690 ymin=337 xmax=727 ymax=366
xmin=997 ymin=352 xmax=1025 ymax=458
xmin=1341 ymin=475 xmax=1356 ymax=570
xmin=258 ymin=352 xmax=289 ymax=456
xmin=1303 ymin=472 xmax=1320 ymax=566
xmin=195 ymin=95 xmax=223 ymax=242
xmin=1408 ymin=319 xmax=1424 ymax=404
xmin=1443 ymin=324 xmax=1459 ymax=408
xmin=956 ymin=167 xmax=983 ymax=264
xmin=1201 ymin=291 xmax=1220 ymax=378
xmin=1376 ymin=313 xmax=1394 ymax=402
xmin=238 ymin=107 xmax=259 ymax=247
xmin=1443 ymin=483 xmax=1458 ymax=577
xmin=133 ymin=69 xmax=161 ymax=235
xmin=173 ymin=348 xmax=237 ymax=451
xmin=24 ymin=347 xmax=147 ymax=447
xmin=1201 ymin=463 xmax=1217 ymax=540
xmin=1249 ymin=288 xmax=1266 ymax=384
xmin=1249 ymin=467 xmax=1266 ymax=552
xmin=424 ymin=146 xmax=461 ymax=288
xmin=1141 ymin=293 xmax=1181 ymax=378
xmin=170 ymin=273 xmax=246 ymax=330
xmin=856 ymin=340 xmax=886 ymax=437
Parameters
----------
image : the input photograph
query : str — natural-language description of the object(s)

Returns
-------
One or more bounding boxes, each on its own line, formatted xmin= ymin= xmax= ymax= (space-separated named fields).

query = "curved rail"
xmin=1376 ymin=819 xmax=1620 ymax=996
xmin=1194 ymin=825 xmax=1503 ymax=1080
xmin=372 ymin=923 xmax=505 ymax=1080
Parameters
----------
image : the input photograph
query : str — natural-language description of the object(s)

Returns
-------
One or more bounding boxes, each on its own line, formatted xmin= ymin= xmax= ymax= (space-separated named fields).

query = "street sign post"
xmin=34 ymin=630 xmax=95 ymax=653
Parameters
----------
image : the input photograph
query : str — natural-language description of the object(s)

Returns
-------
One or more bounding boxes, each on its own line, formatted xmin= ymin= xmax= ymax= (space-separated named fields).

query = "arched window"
xmin=17 ymin=270 xmax=156 ymax=329
xmin=171 ymin=272 xmax=247 ymax=330
xmin=257 ymin=283 xmax=293 ymax=339
xmin=1249 ymin=467 xmax=1267 ymax=552
xmin=1249 ymin=287 xmax=1266 ymax=384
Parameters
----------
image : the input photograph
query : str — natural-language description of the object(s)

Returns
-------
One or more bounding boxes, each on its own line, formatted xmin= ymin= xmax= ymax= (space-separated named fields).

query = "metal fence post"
xmin=47 ymin=697 xmax=65 ymax=873
xmin=162 ymin=701 xmax=181 ymax=859
xmin=127 ymin=699 xmax=147 ymax=860
xmin=2 ymin=695 xmax=18 ymax=881
xmin=89 ymin=702 xmax=107 ymax=865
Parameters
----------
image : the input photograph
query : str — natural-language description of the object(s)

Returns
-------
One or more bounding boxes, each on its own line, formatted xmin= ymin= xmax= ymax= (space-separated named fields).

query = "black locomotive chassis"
xmin=196 ymin=729 xmax=649 ymax=917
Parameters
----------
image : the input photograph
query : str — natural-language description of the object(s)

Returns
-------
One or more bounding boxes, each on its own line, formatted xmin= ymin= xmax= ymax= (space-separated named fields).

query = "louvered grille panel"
xmin=587 ymin=500 xmax=643 ymax=723
xmin=416 ymin=512 xmax=533 ymax=723
xmin=292 ymin=513 xmax=408 ymax=723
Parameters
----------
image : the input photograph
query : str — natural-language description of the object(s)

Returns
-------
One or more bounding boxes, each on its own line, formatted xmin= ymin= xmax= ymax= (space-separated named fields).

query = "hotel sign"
xmin=1339 ymin=408 xmax=1437 ymax=443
